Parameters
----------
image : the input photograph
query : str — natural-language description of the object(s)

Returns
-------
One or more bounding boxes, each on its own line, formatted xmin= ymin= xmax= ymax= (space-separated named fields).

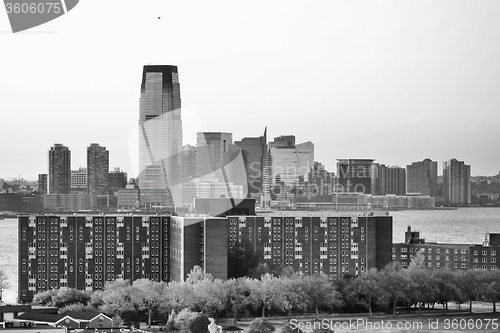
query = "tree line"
xmin=31 ymin=259 xmax=500 ymax=329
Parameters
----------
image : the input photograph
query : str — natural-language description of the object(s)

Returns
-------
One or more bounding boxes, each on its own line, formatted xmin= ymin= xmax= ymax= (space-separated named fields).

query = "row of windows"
xmin=394 ymin=247 xmax=470 ymax=254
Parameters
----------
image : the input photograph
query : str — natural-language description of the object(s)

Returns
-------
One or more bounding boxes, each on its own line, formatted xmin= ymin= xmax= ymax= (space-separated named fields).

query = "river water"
xmin=1 ymin=207 xmax=499 ymax=303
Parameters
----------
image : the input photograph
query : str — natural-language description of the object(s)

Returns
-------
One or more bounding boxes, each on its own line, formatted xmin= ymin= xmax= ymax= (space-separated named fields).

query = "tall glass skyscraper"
xmin=138 ymin=65 xmax=182 ymax=208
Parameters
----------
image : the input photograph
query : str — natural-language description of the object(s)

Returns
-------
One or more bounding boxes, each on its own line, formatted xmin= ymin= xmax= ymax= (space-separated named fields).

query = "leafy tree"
xmin=483 ymin=270 xmax=500 ymax=313
xmin=303 ymin=273 xmax=342 ymax=319
xmin=59 ymin=303 xmax=99 ymax=314
xmin=407 ymin=267 xmax=438 ymax=315
xmin=32 ymin=287 xmax=90 ymax=308
xmin=165 ymin=309 xmax=176 ymax=331
xmin=162 ymin=281 xmax=195 ymax=314
xmin=186 ymin=266 xmax=213 ymax=284
xmin=192 ymin=278 xmax=227 ymax=318
xmin=248 ymin=273 xmax=285 ymax=317
xmin=281 ymin=273 xmax=307 ymax=321
xmin=52 ymin=287 xmax=91 ymax=308
xmin=248 ymin=317 xmax=275 ymax=333
xmin=89 ymin=290 xmax=105 ymax=309
xmin=129 ymin=279 xmax=164 ymax=327
xmin=188 ymin=313 xmax=210 ymax=333
xmin=121 ymin=309 xmax=140 ymax=329
xmin=345 ymin=268 xmax=382 ymax=317
xmin=433 ymin=267 xmax=462 ymax=313
xmin=225 ymin=277 xmax=252 ymax=324
xmin=408 ymin=251 xmax=426 ymax=270
xmin=0 ymin=269 xmax=9 ymax=303
xmin=99 ymin=279 xmax=134 ymax=316
xmin=32 ymin=289 xmax=58 ymax=306
xmin=248 ymin=262 xmax=272 ymax=279
xmin=456 ymin=269 xmax=484 ymax=313
xmin=378 ymin=262 xmax=412 ymax=315
xmin=174 ymin=308 xmax=201 ymax=332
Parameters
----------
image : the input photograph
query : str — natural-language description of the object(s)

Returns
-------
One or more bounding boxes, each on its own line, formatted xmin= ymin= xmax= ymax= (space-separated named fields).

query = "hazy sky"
xmin=1 ymin=0 xmax=500 ymax=181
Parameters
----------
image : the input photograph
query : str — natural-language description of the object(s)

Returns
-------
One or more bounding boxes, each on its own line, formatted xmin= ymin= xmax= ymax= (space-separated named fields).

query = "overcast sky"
xmin=1 ymin=0 xmax=499 ymax=181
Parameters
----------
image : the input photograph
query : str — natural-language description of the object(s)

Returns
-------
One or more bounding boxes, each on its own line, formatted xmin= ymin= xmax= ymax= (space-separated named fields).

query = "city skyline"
xmin=2 ymin=1 xmax=500 ymax=179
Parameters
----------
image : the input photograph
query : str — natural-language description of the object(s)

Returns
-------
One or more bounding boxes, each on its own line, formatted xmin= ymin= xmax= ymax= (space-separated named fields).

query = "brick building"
xmin=18 ymin=212 xmax=392 ymax=303
xmin=392 ymin=226 xmax=500 ymax=271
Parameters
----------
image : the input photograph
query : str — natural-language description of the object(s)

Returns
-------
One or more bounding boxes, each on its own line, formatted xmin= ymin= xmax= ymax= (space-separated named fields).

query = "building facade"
xmin=38 ymin=174 xmax=47 ymax=195
xmin=196 ymin=132 xmax=233 ymax=180
xmin=181 ymin=145 xmax=197 ymax=182
xmin=18 ymin=212 xmax=392 ymax=303
xmin=269 ymin=136 xmax=314 ymax=198
xmin=87 ymin=144 xmax=109 ymax=196
xmin=336 ymin=159 xmax=374 ymax=195
xmin=234 ymin=128 xmax=271 ymax=205
xmin=70 ymin=168 xmax=87 ymax=194
xmin=406 ymin=159 xmax=438 ymax=197
xmin=377 ymin=165 xmax=406 ymax=196
xmin=48 ymin=144 xmax=71 ymax=195
xmin=443 ymin=159 xmax=471 ymax=205
xmin=393 ymin=227 xmax=500 ymax=271
xmin=138 ymin=65 xmax=182 ymax=208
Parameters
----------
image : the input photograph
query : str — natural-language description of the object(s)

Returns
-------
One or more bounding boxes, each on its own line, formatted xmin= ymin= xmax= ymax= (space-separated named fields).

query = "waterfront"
xmin=0 ymin=207 xmax=499 ymax=304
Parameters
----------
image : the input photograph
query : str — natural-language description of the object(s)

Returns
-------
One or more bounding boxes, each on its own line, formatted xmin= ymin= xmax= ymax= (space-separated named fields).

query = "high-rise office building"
xmin=109 ymin=167 xmax=128 ymax=193
xmin=48 ymin=144 xmax=71 ymax=194
xmin=336 ymin=159 xmax=374 ymax=194
xmin=406 ymin=159 xmax=438 ymax=197
xmin=37 ymin=174 xmax=47 ymax=194
xmin=234 ymin=128 xmax=270 ymax=201
xmin=269 ymin=135 xmax=314 ymax=194
xmin=87 ymin=144 xmax=109 ymax=196
xmin=378 ymin=165 xmax=406 ymax=195
xmin=70 ymin=167 xmax=87 ymax=194
xmin=443 ymin=158 xmax=471 ymax=205
xmin=196 ymin=132 xmax=233 ymax=180
xmin=182 ymin=145 xmax=197 ymax=182
xmin=138 ymin=65 xmax=182 ymax=208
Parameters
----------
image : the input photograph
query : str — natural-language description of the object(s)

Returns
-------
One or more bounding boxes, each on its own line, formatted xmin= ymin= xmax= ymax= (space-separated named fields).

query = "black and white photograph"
xmin=1 ymin=1 xmax=500 ymax=332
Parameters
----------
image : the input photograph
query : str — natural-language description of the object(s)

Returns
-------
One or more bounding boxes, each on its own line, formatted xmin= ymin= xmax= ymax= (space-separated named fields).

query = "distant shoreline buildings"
xmin=0 ymin=65 xmax=484 ymax=212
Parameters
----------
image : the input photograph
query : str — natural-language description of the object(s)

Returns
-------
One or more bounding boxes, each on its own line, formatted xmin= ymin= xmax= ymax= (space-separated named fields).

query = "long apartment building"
xmin=18 ymin=212 xmax=392 ymax=303
xmin=392 ymin=226 xmax=500 ymax=271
